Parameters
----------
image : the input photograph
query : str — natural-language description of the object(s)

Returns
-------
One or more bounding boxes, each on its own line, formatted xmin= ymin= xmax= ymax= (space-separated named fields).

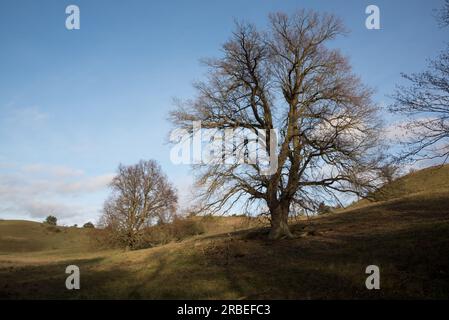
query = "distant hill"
xmin=0 ymin=216 xmax=257 ymax=255
xmin=0 ymin=220 xmax=93 ymax=254
xmin=376 ymin=164 xmax=449 ymax=199
xmin=348 ymin=164 xmax=449 ymax=210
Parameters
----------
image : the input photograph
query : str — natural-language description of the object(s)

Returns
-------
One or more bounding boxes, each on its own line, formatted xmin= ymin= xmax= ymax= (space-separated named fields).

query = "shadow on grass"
xmin=1 ymin=194 xmax=448 ymax=299
xmin=0 ymin=257 xmax=124 ymax=299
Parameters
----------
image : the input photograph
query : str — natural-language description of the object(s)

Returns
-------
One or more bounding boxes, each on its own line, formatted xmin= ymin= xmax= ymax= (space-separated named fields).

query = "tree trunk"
xmin=125 ymin=230 xmax=136 ymax=250
xmin=268 ymin=201 xmax=293 ymax=240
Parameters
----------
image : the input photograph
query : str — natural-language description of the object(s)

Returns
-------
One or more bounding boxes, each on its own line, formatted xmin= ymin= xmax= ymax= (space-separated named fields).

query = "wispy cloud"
xmin=21 ymin=164 xmax=84 ymax=177
xmin=383 ymin=121 xmax=411 ymax=141
xmin=0 ymin=163 xmax=114 ymax=224
xmin=174 ymin=174 xmax=196 ymax=214
xmin=384 ymin=116 xmax=441 ymax=142
xmin=0 ymin=161 xmax=16 ymax=169
xmin=57 ymin=174 xmax=115 ymax=194
xmin=5 ymin=106 xmax=49 ymax=124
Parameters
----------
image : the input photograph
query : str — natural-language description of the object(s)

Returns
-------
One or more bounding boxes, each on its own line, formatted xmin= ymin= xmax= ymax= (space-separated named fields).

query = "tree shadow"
xmin=0 ymin=256 xmax=124 ymax=299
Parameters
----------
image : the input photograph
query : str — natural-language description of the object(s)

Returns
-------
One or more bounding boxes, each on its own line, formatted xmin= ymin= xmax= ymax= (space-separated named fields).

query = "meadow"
xmin=1 ymin=165 xmax=448 ymax=299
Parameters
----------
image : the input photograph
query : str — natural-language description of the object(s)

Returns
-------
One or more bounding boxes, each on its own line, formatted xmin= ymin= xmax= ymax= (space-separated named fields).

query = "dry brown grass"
xmin=1 ymin=167 xmax=449 ymax=299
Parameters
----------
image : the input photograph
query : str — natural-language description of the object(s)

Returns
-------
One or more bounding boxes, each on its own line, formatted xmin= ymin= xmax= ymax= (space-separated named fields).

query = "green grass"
xmin=0 ymin=220 xmax=95 ymax=254
xmin=377 ymin=164 xmax=449 ymax=199
xmin=1 ymin=166 xmax=449 ymax=299
xmin=349 ymin=164 xmax=449 ymax=210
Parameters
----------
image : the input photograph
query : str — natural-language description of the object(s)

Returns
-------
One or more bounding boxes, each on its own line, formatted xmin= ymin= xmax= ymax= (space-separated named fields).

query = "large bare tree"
xmin=100 ymin=160 xmax=177 ymax=249
xmin=170 ymin=10 xmax=383 ymax=239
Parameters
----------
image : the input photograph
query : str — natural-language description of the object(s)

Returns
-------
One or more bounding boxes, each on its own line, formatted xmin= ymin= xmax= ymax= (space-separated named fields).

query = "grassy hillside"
xmin=376 ymin=164 xmax=449 ymax=199
xmin=349 ymin=164 xmax=449 ymax=210
xmin=1 ymin=165 xmax=449 ymax=299
xmin=0 ymin=221 xmax=94 ymax=254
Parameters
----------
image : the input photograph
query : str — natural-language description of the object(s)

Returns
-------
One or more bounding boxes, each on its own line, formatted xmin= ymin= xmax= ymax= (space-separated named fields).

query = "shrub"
xmin=83 ymin=222 xmax=95 ymax=228
xmin=46 ymin=225 xmax=61 ymax=233
xmin=95 ymin=215 xmax=207 ymax=250
xmin=170 ymin=218 xmax=205 ymax=240
xmin=44 ymin=215 xmax=57 ymax=226
xmin=125 ymin=217 xmax=206 ymax=250
xmin=317 ymin=202 xmax=332 ymax=215
xmin=89 ymin=226 xmax=121 ymax=249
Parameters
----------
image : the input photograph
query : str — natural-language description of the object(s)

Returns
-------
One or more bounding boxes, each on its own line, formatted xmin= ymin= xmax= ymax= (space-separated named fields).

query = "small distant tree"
xmin=44 ymin=215 xmax=57 ymax=226
xmin=83 ymin=222 xmax=95 ymax=228
xmin=317 ymin=202 xmax=332 ymax=215
xmin=379 ymin=163 xmax=399 ymax=184
xmin=100 ymin=160 xmax=178 ymax=249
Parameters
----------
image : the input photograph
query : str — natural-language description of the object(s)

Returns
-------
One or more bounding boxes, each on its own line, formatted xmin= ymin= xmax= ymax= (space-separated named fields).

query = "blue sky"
xmin=0 ymin=0 xmax=447 ymax=225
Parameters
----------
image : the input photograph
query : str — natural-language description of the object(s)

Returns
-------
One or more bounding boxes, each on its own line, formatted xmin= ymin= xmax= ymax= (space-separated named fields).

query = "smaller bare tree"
xmin=390 ymin=49 xmax=449 ymax=162
xmin=100 ymin=160 xmax=177 ymax=249
xmin=379 ymin=163 xmax=400 ymax=184
xmin=436 ymin=0 xmax=449 ymax=27
xmin=390 ymin=2 xmax=449 ymax=163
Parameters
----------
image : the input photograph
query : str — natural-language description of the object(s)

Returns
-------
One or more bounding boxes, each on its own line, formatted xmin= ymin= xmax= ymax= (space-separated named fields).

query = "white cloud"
xmin=0 ymin=163 xmax=114 ymax=225
xmin=174 ymin=174 xmax=196 ymax=213
xmin=22 ymin=201 xmax=81 ymax=219
xmin=0 ymin=161 xmax=16 ymax=169
xmin=384 ymin=117 xmax=439 ymax=142
xmin=10 ymin=106 xmax=49 ymax=123
xmin=57 ymin=174 xmax=115 ymax=194
xmin=383 ymin=121 xmax=411 ymax=141
xmin=21 ymin=164 xmax=84 ymax=177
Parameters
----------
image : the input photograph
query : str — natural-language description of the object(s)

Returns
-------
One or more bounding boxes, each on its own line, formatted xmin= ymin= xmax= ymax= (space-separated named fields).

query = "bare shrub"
xmin=137 ymin=217 xmax=206 ymax=248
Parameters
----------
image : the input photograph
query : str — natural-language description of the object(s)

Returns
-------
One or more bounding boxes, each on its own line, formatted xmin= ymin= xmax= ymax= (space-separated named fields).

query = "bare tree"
xmin=100 ymin=160 xmax=177 ymax=249
xmin=390 ymin=4 xmax=449 ymax=163
xmin=436 ymin=0 xmax=449 ymax=27
xmin=170 ymin=10 xmax=384 ymax=239
xmin=379 ymin=162 xmax=400 ymax=184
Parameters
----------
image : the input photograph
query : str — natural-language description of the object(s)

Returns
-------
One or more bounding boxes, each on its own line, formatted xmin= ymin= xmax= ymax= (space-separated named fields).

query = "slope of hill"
xmin=0 ymin=165 xmax=449 ymax=299
xmin=0 ymin=220 xmax=94 ymax=254
xmin=376 ymin=164 xmax=449 ymax=199
xmin=348 ymin=164 xmax=449 ymax=210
